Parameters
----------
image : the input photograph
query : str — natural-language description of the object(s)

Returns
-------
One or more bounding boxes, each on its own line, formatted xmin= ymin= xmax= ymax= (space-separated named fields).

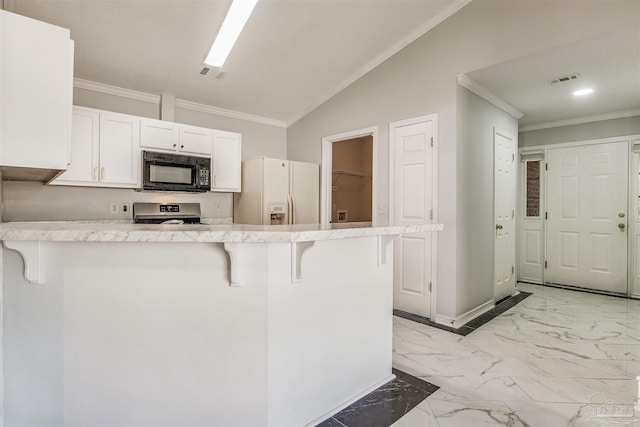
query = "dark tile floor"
xmin=393 ymin=291 xmax=532 ymax=335
xmin=316 ymin=369 xmax=439 ymax=427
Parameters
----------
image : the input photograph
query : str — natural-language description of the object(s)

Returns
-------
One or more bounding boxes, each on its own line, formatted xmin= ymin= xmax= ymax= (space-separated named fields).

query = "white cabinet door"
xmin=179 ymin=125 xmax=213 ymax=157
xmin=0 ymin=10 xmax=73 ymax=170
xmin=140 ymin=118 xmax=178 ymax=152
xmin=211 ymin=131 xmax=241 ymax=192
xmin=99 ymin=113 xmax=140 ymax=186
xmin=52 ymin=107 xmax=100 ymax=184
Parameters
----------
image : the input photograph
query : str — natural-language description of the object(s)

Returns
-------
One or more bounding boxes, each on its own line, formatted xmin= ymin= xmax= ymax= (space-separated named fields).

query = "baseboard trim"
xmin=435 ymin=299 xmax=494 ymax=329
xmin=304 ymin=373 xmax=396 ymax=427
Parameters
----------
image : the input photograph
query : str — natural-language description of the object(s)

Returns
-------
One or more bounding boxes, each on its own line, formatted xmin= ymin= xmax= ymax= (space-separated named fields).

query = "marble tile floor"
xmin=316 ymin=292 xmax=530 ymax=426
xmin=393 ymin=291 xmax=532 ymax=336
xmin=392 ymin=282 xmax=640 ymax=426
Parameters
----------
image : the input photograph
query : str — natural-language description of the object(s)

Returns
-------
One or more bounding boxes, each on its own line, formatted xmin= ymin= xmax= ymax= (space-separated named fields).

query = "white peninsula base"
xmin=2 ymin=235 xmax=397 ymax=426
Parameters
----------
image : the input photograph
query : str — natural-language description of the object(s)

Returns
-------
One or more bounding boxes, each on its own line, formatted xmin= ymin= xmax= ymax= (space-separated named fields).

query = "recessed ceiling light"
xmin=573 ymin=88 xmax=594 ymax=96
xmin=204 ymin=0 xmax=259 ymax=68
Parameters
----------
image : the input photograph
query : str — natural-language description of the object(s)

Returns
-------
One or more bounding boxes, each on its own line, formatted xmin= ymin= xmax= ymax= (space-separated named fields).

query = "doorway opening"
xmin=331 ymin=136 xmax=373 ymax=223
xmin=321 ymin=127 xmax=377 ymax=225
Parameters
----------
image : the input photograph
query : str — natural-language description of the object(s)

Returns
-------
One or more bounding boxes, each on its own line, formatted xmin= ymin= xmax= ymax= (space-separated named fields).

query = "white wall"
xmin=286 ymin=0 xmax=640 ymax=320
xmin=2 ymin=182 xmax=233 ymax=222
xmin=519 ymin=115 xmax=640 ymax=148
xmin=2 ymin=87 xmax=287 ymax=222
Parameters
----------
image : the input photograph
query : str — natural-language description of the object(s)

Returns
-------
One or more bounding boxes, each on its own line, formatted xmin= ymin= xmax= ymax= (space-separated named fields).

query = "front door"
xmin=546 ymin=141 xmax=628 ymax=293
xmin=494 ymin=128 xmax=517 ymax=301
xmin=391 ymin=117 xmax=435 ymax=318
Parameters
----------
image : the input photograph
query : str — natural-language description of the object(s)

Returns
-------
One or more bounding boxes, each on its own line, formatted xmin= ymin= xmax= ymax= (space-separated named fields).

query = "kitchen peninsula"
xmin=0 ymin=221 xmax=442 ymax=426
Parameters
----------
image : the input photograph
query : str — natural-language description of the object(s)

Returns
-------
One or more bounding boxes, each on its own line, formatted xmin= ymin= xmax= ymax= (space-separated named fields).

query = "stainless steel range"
xmin=133 ymin=202 xmax=201 ymax=224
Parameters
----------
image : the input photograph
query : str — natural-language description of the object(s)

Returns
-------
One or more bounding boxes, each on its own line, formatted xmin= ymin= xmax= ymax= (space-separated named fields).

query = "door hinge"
xmin=430 ymin=137 xmax=434 ymax=147
xmin=544 ymin=260 xmax=547 ymax=269
xmin=429 ymin=209 xmax=433 ymax=221
xmin=512 ymin=265 xmax=515 ymax=275
xmin=512 ymin=209 xmax=515 ymax=219
xmin=429 ymin=282 xmax=432 ymax=292
xmin=512 ymin=153 xmax=515 ymax=162
xmin=545 ymin=212 xmax=548 ymax=220
xmin=545 ymin=162 xmax=548 ymax=171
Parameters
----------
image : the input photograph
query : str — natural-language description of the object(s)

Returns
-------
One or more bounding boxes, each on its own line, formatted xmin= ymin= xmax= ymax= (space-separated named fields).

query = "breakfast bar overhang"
xmin=0 ymin=222 xmax=442 ymax=426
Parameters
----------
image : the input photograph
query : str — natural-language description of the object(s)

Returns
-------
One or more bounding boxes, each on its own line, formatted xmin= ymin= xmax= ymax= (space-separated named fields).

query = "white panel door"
xmin=392 ymin=119 xmax=434 ymax=318
xmin=290 ymin=161 xmax=319 ymax=225
xmin=494 ymin=128 xmax=517 ymax=301
xmin=547 ymin=141 xmax=628 ymax=293
xmin=519 ymin=159 xmax=544 ymax=283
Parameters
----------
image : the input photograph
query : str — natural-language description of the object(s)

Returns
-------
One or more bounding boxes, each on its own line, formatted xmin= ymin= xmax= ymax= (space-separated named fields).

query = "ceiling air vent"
xmin=548 ymin=73 xmax=581 ymax=85
xmin=199 ymin=66 xmax=226 ymax=81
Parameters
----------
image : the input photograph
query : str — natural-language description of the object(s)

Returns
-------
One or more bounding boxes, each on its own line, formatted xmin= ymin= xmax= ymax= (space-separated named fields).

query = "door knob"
xmin=618 ymin=223 xmax=626 ymax=230
xmin=496 ymin=224 xmax=503 ymax=230
xmin=618 ymin=213 xmax=625 ymax=218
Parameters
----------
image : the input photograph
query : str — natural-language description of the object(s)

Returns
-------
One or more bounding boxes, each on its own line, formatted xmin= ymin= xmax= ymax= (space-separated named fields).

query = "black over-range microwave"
xmin=142 ymin=151 xmax=211 ymax=192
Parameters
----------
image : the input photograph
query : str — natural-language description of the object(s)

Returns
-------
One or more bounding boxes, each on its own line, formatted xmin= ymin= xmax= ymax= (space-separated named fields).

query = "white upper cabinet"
xmin=53 ymin=106 xmax=239 ymax=192
xmin=140 ymin=118 xmax=179 ymax=152
xmin=99 ymin=113 xmax=141 ymax=186
xmin=52 ymin=107 xmax=100 ymax=184
xmin=0 ymin=10 xmax=73 ymax=177
xmin=212 ymin=130 xmax=242 ymax=192
xmin=52 ymin=107 xmax=140 ymax=188
xmin=140 ymin=118 xmax=212 ymax=157
xmin=179 ymin=125 xmax=214 ymax=156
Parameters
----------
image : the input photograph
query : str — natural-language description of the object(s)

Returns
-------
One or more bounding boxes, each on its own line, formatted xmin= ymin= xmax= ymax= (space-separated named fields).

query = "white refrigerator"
xmin=233 ymin=157 xmax=320 ymax=225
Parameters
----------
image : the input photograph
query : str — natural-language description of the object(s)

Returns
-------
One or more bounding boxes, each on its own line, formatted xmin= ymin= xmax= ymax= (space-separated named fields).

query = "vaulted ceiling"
xmin=5 ymin=1 xmax=638 ymax=130
xmin=5 ymin=0 xmax=469 ymax=126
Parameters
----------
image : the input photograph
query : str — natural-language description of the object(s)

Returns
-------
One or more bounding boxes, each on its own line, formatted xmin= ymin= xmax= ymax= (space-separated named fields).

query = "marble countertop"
xmin=0 ymin=221 xmax=443 ymax=243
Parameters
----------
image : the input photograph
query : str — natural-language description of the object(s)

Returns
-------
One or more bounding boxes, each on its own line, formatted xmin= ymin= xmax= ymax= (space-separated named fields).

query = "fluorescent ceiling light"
xmin=573 ymin=88 xmax=594 ymax=96
xmin=204 ymin=0 xmax=259 ymax=68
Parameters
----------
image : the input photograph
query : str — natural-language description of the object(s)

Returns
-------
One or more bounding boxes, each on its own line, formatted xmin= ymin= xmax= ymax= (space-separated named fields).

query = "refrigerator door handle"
xmin=287 ymin=194 xmax=293 ymax=225
xmin=291 ymin=194 xmax=296 ymax=225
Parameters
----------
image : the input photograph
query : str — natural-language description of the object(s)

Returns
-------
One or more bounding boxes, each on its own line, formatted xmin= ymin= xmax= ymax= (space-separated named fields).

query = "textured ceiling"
xmin=465 ymin=25 xmax=640 ymax=129
xmin=6 ymin=0 xmax=637 ymax=129
xmin=5 ymin=0 xmax=469 ymax=125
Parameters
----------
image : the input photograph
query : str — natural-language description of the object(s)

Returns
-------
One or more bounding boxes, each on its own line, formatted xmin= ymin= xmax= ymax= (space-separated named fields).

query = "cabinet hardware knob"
xmin=496 ymin=224 xmax=503 ymax=230
xmin=618 ymin=223 xmax=626 ymax=230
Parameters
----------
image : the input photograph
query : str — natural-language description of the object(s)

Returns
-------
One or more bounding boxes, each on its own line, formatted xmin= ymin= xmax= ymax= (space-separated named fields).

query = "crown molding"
xmin=73 ymin=78 xmax=286 ymax=128
xmin=519 ymin=109 xmax=640 ymax=132
xmin=74 ymin=78 xmax=161 ymax=104
xmin=457 ymin=74 xmax=524 ymax=120
xmin=286 ymin=0 xmax=473 ymax=127
xmin=174 ymin=99 xmax=286 ymax=128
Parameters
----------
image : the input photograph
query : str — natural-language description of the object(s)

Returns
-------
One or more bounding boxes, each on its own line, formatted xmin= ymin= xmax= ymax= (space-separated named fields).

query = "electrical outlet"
xmin=110 ymin=203 xmax=118 ymax=214
xmin=122 ymin=203 xmax=129 ymax=213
